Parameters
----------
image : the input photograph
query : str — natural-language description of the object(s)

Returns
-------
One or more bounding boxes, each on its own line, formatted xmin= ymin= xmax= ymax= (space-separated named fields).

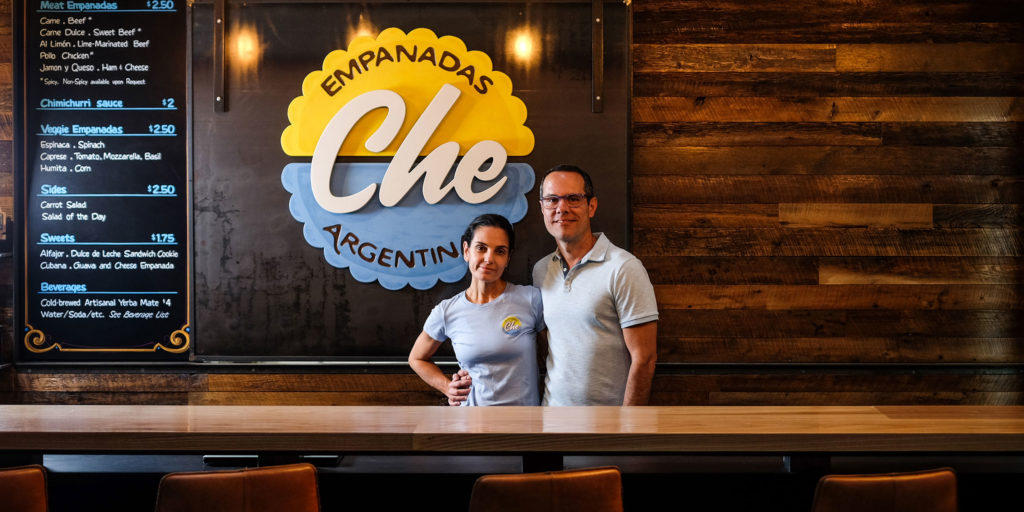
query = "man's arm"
xmin=622 ymin=321 xmax=658 ymax=406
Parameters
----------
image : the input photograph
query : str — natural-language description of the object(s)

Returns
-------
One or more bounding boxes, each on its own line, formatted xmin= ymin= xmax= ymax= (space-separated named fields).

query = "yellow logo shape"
xmin=502 ymin=315 xmax=523 ymax=336
xmin=281 ymin=27 xmax=534 ymax=157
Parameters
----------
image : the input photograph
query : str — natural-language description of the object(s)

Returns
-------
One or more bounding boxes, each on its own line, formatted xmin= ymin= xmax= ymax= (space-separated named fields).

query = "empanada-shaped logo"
xmin=280 ymin=28 xmax=535 ymax=290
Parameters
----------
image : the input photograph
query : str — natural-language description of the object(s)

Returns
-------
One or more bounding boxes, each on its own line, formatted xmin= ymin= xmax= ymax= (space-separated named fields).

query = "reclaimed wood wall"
xmin=2 ymin=0 xmax=1022 ymax=405
xmin=633 ymin=0 xmax=1023 ymax=404
xmin=1 ymin=0 xmax=13 ymax=394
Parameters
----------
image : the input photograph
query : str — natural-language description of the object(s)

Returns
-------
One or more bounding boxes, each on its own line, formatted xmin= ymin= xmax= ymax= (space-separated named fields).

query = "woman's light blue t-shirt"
xmin=423 ymin=283 xmax=544 ymax=406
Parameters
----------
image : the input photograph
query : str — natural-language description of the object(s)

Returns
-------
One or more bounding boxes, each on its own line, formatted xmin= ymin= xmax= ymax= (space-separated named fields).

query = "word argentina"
xmin=324 ymin=224 xmax=459 ymax=269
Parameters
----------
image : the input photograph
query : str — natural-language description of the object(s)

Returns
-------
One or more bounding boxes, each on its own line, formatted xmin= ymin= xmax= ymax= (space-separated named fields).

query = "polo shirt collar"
xmin=551 ymin=232 xmax=610 ymax=266
xmin=585 ymin=232 xmax=611 ymax=263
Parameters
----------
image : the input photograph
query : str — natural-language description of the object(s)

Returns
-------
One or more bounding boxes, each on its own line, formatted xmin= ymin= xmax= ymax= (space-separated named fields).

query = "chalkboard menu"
xmin=17 ymin=0 xmax=190 ymax=360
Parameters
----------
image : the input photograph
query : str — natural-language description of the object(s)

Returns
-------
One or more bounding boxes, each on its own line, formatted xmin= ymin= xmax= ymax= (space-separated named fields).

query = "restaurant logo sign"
xmin=281 ymin=28 xmax=535 ymax=289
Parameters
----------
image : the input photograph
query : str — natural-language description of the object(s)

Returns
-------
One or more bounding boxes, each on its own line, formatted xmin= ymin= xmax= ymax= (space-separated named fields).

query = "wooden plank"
xmin=654 ymin=284 xmax=1020 ymax=310
xmin=205 ymin=373 xmax=433 ymax=392
xmin=635 ymin=44 xmax=1024 ymax=74
xmin=819 ymin=257 xmax=1024 ymax=284
xmin=633 ymin=18 xmax=1024 ymax=45
xmin=656 ymin=373 xmax=1024 ymax=393
xmin=634 ymin=175 xmax=1022 ymax=204
xmin=631 ymin=0 xmax=1024 ymax=45
xmin=633 ymin=228 xmax=1022 ymax=257
xmin=696 ymin=392 xmax=1024 ymax=406
xmin=0 ymin=112 xmax=12 ymax=140
xmin=661 ymin=390 xmax=1024 ymax=406
xmin=0 ymin=199 xmax=12 ymax=225
xmin=0 ymin=140 xmax=11 ymax=175
xmin=632 ymin=0 xmax=1024 ymax=23
xmin=838 ymin=97 xmax=1024 ymax=122
xmin=778 ymin=203 xmax=933 ymax=228
xmin=647 ymin=391 xmax=712 ymax=405
xmin=14 ymin=373 xmax=436 ymax=396
xmin=836 ymin=43 xmax=1024 ymax=72
xmin=933 ymin=204 xmax=1022 ymax=228
xmin=0 ymin=84 xmax=11 ymax=111
xmin=15 ymin=372 xmax=207 ymax=392
xmin=0 ymin=0 xmax=9 ymax=33
xmin=633 ymin=146 xmax=1021 ymax=175
xmin=879 ymin=122 xmax=1023 ymax=146
xmin=632 ymin=122 xmax=883 ymax=146
xmin=12 ymin=383 xmax=1020 ymax=407
xmin=633 ymin=204 xmax=778 ymax=229
xmin=861 ymin=310 xmax=1022 ymax=337
xmin=189 ymin=392 xmax=442 ymax=406
xmin=656 ymin=337 xmax=1024 ymax=364
xmin=0 ymin=366 xmax=13 ymax=393
xmin=659 ymin=310 xmax=847 ymax=338
xmin=0 ymin=177 xmax=17 ymax=197
xmin=651 ymin=372 xmax=1024 ymax=393
xmin=14 ymin=392 xmax=190 ymax=405
xmin=639 ymin=256 xmax=821 ymax=285
xmin=885 ymin=337 xmax=1024 ymax=363
xmin=0 ymin=36 xmax=11 ymax=63
xmin=634 ymin=71 xmax=1024 ymax=97
xmin=622 ymin=203 xmax=1014 ymax=236
xmin=658 ymin=309 xmax=1021 ymax=338
xmin=633 ymin=97 xmax=1024 ymax=123
xmin=633 ymin=44 xmax=836 ymax=72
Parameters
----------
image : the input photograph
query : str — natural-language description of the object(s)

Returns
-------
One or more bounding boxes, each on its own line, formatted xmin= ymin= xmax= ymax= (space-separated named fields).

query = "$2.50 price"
xmin=148 ymin=124 xmax=176 ymax=134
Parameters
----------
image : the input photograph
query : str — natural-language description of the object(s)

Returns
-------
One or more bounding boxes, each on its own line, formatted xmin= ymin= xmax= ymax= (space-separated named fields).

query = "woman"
xmin=408 ymin=213 xmax=544 ymax=406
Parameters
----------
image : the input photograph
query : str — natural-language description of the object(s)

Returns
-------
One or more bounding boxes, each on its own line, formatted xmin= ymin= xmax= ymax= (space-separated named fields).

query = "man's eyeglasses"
xmin=539 ymin=194 xmax=590 ymax=210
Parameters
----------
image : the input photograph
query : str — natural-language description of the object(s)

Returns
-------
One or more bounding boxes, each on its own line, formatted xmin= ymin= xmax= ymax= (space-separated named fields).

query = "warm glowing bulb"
xmin=348 ymin=13 xmax=378 ymax=46
xmin=513 ymin=33 xmax=533 ymax=61
xmin=230 ymin=24 xmax=262 ymax=78
xmin=235 ymin=32 xmax=256 ymax=60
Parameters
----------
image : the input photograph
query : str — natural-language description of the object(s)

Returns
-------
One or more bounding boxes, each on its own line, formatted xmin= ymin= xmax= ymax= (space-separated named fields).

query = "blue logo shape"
xmin=281 ymin=162 xmax=534 ymax=290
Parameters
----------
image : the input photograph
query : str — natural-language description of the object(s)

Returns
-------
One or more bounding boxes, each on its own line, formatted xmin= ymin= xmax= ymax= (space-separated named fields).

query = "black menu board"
xmin=17 ymin=0 xmax=190 ymax=360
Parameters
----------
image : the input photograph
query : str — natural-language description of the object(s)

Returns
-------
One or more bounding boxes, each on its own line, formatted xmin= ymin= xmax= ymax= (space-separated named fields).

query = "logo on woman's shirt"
xmin=501 ymin=316 xmax=523 ymax=336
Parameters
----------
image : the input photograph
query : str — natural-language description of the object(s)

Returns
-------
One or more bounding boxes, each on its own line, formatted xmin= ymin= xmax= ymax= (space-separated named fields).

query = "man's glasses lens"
xmin=541 ymin=194 xmax=587 ymax=209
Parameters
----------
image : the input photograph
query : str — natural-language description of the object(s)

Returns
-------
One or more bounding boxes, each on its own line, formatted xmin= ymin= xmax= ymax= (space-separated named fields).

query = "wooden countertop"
xmin=1 ymin=405 xmax=1022 ymax=453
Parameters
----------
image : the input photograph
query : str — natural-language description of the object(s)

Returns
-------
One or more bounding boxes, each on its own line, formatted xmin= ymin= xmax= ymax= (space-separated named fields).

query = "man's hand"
xmin=447 ymin=369 xmax=472 ymax=406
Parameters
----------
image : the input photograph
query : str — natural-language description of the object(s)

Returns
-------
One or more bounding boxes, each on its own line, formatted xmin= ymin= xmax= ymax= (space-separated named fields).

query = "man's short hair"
xmin=541 ymin=164 xmax=595 ymax=199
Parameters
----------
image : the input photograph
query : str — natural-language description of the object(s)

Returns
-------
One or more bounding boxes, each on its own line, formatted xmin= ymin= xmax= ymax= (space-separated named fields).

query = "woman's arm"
xmin=408 ymin=330 xmax=471 ymax=406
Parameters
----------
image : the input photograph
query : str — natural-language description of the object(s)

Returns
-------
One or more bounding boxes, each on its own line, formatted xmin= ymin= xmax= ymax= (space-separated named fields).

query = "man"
xmin=532 ymin=164 xmax=658 ymax=406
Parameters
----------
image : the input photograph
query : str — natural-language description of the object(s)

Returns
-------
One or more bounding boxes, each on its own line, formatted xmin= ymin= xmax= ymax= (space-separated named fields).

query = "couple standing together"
xmin=408 ymin=165 xmax=659 ymax=406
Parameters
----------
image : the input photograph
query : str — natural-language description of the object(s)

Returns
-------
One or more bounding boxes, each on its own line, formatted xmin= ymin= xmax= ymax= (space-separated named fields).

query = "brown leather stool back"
xmin=154 ymin=463 xmax=320 ymax=512
xmin=469 ymin=466 xmax=623 ymax=512
xmin=0 ymin=465 xmax=48 ymax=512
xmin=811 ymin=467 xmax=958 ymax=512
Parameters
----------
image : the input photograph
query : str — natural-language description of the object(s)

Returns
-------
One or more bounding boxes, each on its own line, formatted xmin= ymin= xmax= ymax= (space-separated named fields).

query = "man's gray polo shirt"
xmin=532 ymin=233 xmax=659 ymax=406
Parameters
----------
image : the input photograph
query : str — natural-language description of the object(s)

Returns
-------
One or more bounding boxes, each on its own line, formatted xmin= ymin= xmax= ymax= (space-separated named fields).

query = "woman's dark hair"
xmin=461 ymin=214 xmax=515 ymax=252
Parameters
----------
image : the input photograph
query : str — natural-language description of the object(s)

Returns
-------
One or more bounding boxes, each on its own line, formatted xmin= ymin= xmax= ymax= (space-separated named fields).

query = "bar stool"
xmin=0 ymin=465 xmax=48 ymax=512
xmin=468 ymin=466 xmax=623 ymax=512
xmin=154 ymin=462 xmax=320 ymax=512
xmin=811 ymin=467 xmax=958 ymax=512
